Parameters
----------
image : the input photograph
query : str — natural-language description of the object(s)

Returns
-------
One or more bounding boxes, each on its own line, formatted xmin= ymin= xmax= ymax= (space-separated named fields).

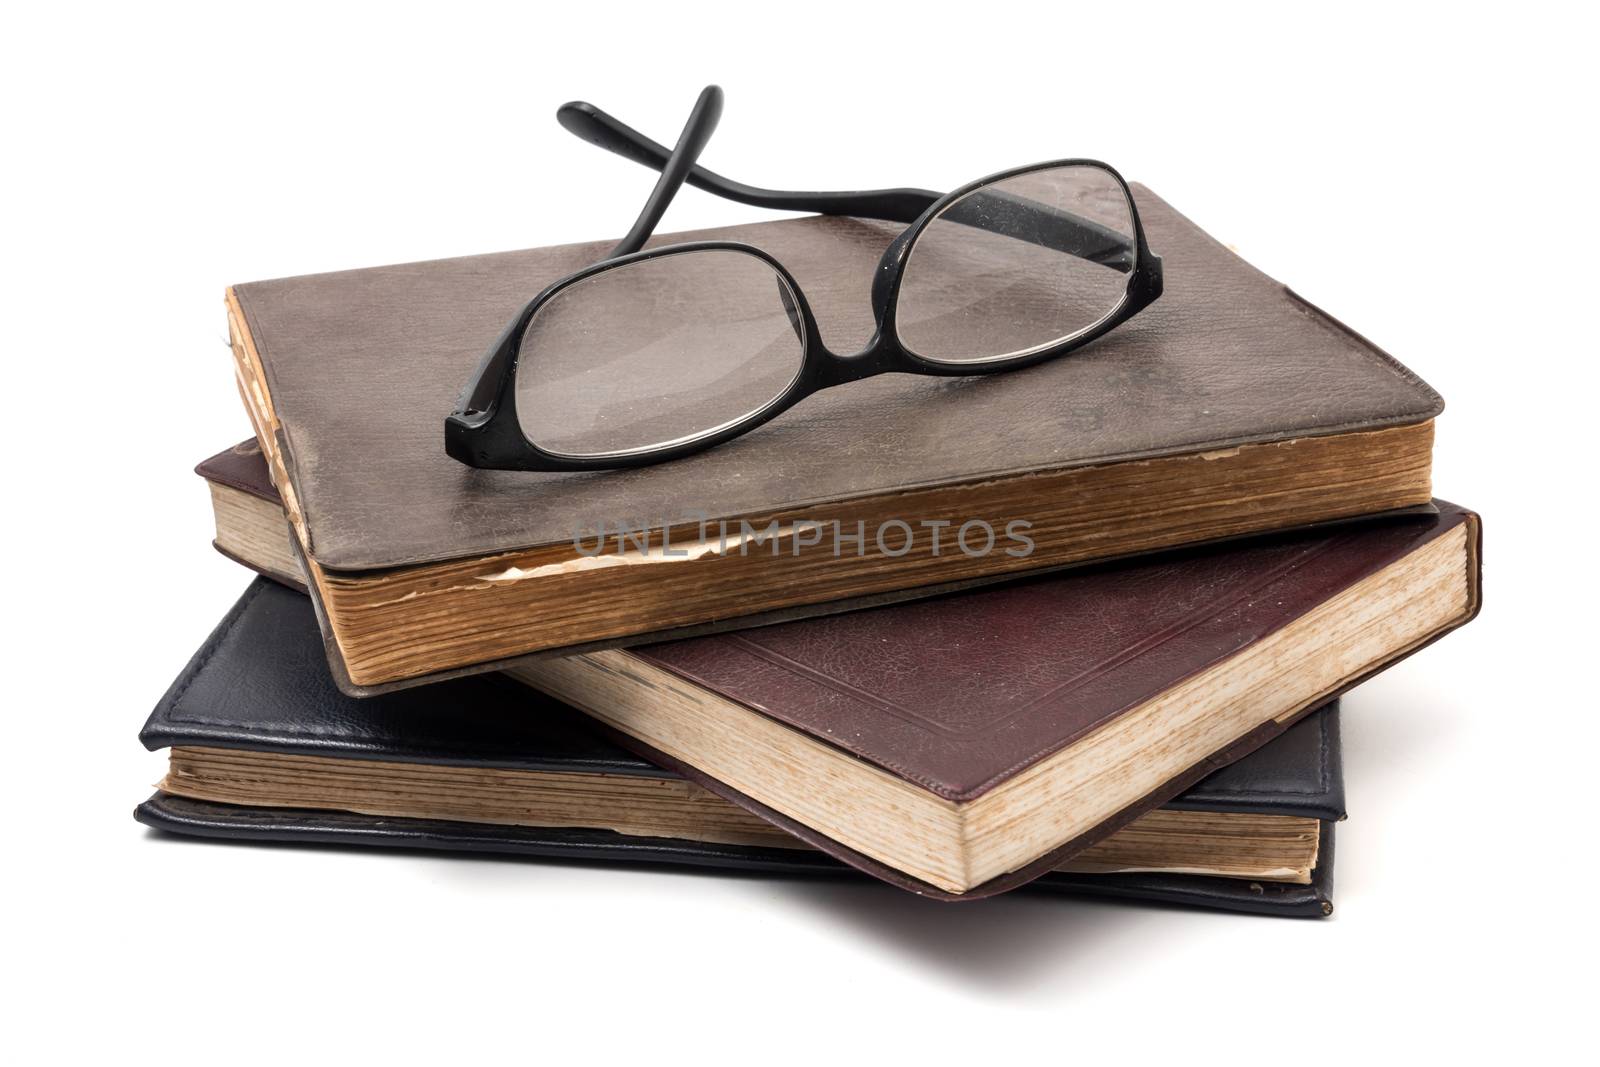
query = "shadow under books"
xmin=142 ymin=826 xmax=1298 ymax=988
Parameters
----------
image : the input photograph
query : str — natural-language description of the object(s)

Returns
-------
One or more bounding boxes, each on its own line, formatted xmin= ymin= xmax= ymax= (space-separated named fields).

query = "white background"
xmin=4 ymin=3 xmax=1595 ymax=1061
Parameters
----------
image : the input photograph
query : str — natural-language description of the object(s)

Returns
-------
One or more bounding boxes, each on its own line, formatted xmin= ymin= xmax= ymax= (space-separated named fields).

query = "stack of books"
xmin=137 ymin=188 xmax=1481 ymax=916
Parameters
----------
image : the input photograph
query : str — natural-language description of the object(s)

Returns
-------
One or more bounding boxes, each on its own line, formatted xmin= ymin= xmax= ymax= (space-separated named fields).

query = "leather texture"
xmin=141 ymin=577 xmax=1345 ymax=820
xmin=592 ymin=502 xmax=1477 ymax=898
xmin=194 ymin=439 xmax=275 ymax=497
xmin=633 ymin=502 xmax=1477 ymax=801
xmin=143 ymin=579 xmax=668 ymax=777
xmin=231 ymin=186 xmax=1443 ymax=571
xmin=134 ymin=794 xmax=1335 ymax=918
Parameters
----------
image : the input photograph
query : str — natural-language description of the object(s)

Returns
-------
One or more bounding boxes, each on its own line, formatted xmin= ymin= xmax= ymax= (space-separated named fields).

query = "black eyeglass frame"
xmin=447 ymin=91 xmax=1163 ymax=472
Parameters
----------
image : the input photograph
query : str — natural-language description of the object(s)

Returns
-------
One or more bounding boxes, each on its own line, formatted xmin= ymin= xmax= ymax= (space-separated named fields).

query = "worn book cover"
xmin=225 ymin=187 xmax=1442 ymax=690
xmin=510 ymin=504 xmax=1480 ymax=896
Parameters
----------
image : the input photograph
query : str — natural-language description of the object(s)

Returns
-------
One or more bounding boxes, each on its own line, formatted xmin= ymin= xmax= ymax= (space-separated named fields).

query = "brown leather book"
xmin=195 ymin=444 xmax=1478 ymax=900
xmin=509 ymin=503 xmax=1480 ymax=898
xmin=226 ymin=188 xmax=1442 ymax=690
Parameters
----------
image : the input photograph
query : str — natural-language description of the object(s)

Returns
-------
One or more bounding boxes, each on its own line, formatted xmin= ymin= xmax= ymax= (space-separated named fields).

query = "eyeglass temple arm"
xmin=560 ymin=94 xmax=1135 ymax=271
xmin=604 ymin=85 xmax=725 ymax=260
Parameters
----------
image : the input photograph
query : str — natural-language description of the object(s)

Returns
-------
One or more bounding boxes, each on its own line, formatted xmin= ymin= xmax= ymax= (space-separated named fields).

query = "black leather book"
xmin=137 ymin=580 xmax=1343 ymax=916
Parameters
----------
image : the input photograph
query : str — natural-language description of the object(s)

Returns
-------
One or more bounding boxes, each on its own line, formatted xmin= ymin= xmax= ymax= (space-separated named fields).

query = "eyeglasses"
xmin=447 ymin=86 xmax=1163 ymax=472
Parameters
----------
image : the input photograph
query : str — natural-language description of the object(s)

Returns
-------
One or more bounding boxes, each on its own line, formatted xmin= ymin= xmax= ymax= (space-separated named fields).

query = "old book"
xmin=200 ymin=441 xmax=300 ymax=584
xmin=136 ymin=579 xmax=1342 ymax=916
xmin=226 ymin=188 xmax=1442 ymax=691
xmin=509 ymin=504 xmax=1480 ymax=897
xmin=194 ymin=445 xmax=1474 ymax=900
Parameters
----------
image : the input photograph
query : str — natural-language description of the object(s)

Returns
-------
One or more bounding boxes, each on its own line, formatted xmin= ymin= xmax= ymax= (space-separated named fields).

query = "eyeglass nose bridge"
xmin=809 ymin=335 xmax=901 ymax=389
